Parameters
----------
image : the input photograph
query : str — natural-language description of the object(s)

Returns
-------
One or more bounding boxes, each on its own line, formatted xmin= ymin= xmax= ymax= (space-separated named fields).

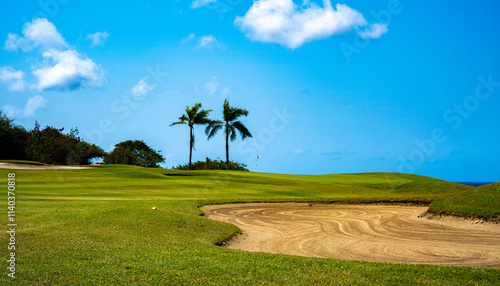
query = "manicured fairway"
xmin=1 ymin=164 xmax=499 ymax=285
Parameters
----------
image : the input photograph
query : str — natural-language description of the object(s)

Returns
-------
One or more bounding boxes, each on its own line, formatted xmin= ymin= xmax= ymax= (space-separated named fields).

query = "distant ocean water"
xmin=456 ymin=182 xmax=494 ymax=187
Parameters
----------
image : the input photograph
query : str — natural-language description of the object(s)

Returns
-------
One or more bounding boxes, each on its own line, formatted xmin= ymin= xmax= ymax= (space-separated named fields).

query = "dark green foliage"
xmin=105 ymin=139 xmax=165 ymax=167
xmin=25 ymin=123 xmax=106 ymax=165
xmin=0 ymin=110 xmax=29 ymax=160
xmin=67 ymin=139 xmax=108 ymax=165
xmin=1 ymin=111 xmax=105 ymax=164
xmin=173 ymin=157 xmax=249 ymax=171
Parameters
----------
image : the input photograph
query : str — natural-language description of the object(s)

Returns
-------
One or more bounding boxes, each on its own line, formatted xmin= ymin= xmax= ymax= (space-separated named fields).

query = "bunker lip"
xmin=203 ymin=203 xmax=500 ymax=268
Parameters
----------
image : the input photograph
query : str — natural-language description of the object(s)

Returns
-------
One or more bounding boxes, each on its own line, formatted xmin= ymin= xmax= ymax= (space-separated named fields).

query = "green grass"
xmin=429 ymin=182 xmax=500 ymax=219
xmin=0 ymin=165 xmax=498 ymax=285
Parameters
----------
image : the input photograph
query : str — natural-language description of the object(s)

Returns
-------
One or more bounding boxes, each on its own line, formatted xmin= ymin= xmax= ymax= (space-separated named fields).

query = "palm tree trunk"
xmin=225 ymin=124 xmax=229 ymax=170
xmin=189 ymin=127 xmax=193 ymax=170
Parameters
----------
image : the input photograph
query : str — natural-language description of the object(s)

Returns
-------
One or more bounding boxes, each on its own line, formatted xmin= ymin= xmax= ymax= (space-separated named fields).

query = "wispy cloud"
xmin=181 ymin=33 xmax=224 ymax=49
xmin=191 ymin=0 xmax=216 ymax=9
xmin=180 ymin=33 xmax=195 ymax=46
xmin=0 ymin=66 xmax=26 ymax=92
xmin=358 ymin=23 xmax=388 ymax=39
xmin=235 ymin=0 xmax=387 ymax=49
xmin=205 ymin=76 xmax=219 ymax=95
xmin=2 ymin=94 xmax=47 ymax=118
xmin=131 ymin=78 xmax=154 ymax=97
xmin=86 ymin=31 xmax=110 ymax=46
xmin=197 ymin=35 xmax=223 ymax=49
xmin=221 ymin=87 xmax=230 ymax=97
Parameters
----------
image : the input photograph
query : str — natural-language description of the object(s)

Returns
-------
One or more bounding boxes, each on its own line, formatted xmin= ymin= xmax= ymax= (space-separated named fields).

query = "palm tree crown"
xmin=206 ymin=99 xmax=252 ymax=170
xmin=170 ymin=103 xmax=213 ymax=169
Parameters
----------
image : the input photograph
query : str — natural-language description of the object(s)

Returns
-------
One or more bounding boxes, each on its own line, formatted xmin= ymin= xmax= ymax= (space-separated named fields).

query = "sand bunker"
xmin=203 ymin=203 xmax=500 ymax=268
xmin=0 ymin=163 xmax=92 ymax=170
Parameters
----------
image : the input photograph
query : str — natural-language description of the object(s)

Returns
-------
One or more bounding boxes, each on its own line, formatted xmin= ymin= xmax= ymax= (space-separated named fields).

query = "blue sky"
xmin=1 ymin=0 xmax=499 ymax=182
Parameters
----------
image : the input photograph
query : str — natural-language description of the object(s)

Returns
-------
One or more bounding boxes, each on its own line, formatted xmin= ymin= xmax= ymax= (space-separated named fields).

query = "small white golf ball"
xmin=152 ymin=207 xmax=157 ymax=210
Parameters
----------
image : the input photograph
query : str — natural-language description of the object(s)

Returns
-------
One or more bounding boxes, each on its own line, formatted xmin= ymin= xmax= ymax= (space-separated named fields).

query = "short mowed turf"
xmin=1 ymin=164 xmax=499 ymax=285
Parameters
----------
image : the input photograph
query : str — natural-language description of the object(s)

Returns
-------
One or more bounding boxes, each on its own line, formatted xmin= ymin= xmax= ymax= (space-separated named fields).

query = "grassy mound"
xmin=429 ymin=182 xmax=500 ymax=220
xmin=0 ymin=165 xmax=498 ymax=285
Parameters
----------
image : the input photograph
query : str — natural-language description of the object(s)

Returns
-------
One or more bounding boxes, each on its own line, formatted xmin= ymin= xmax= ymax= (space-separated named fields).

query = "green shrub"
xmin=173 ymin=157 xmax=249 ymax=171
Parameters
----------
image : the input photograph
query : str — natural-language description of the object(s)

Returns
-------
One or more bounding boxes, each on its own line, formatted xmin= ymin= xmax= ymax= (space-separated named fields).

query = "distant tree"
xmin=206 ymin=99 xmax=252 ymax=170
xmin=25 ymin=123 xmax=106 ymax=165
xmin=25 ymin=124 xmax=71 ymax=164
xmin=1 ymin=112 xmax=105 ymax=165
xmin=105 ymin=140 xmax=164 ymax=167
xmin=170 ymin=103 xmax=214 ymax=170
xmin=0 ymin=111 xmax=29 ymax=160
xmin=66 ymin=128 xmax=107 ymax=165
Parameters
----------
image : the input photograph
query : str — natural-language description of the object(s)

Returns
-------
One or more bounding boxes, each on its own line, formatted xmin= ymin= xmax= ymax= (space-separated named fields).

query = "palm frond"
xmin=205 ymin=121 xmax=223 ymax=139
xmin=194 ymin=109 xmax=212 ymax=125
xmin=231 ymin=108 xmax=249 ymax=119
xmin=170 ymin=114 xmax=189 ymax=126
xmin=229 ymin=126 xmax=237 ymax=141
xmin=223 ymin=99 xmax=249 ymax=122
xmin=232 ymin=121 xmax=252 ymax=140
xmin=170 ymin=121 xmax=184 ymax=126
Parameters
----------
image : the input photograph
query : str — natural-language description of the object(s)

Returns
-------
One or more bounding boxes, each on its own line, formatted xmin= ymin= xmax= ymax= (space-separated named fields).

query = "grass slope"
xmin=429 ymin=182 xmax=500 ymax=220
xmin=1 ymin=165 xmax=498 ymax=285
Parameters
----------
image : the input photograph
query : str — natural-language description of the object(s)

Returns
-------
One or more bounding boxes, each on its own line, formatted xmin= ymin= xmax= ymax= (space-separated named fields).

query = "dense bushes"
xmin=105 ymin=140 xmax=164 ymax=168
xmin=1 ymin=111 xmax=106 ymax=165
xmin=173 ymin=157 xmax=248 ymax=171
xmin=0 ymin=111 xmax=28 ymax=160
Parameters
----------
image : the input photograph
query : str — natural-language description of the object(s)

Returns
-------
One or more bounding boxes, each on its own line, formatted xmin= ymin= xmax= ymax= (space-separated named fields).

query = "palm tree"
xmin=206 ymin=99 xmax=252 ymax=170
xmin=170 ymin=103 xmax=213 ymax=170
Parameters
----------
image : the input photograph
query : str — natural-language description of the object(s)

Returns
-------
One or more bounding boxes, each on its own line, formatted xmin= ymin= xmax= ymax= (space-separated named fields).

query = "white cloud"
xmin=32 ymin=49 xmax=105 ymax=91
xmin=86 ymin=31 xmax=110 ymax=46
xmin=191 ymin=0 xmax=216 ymax=9
xmin=182 ymin=34 xmax=223 ymax=49
xmin=1 ymin=105 xmax=19 ymax=118
xmin=4 ymin=34 xmax=32 ymax=52
xmin=221 ymin=87 xmax=230 ymax=97
xmin=235 ymin=0 xmax=377 ymax=49
xmin=358 ymin=23 xmax=388 ymax=39
xmin=205 ymin=76 xmax=219 ymax=95
xmin=2 ymin=94 xmax=47 ymax=118
xmin=293 ymin=148 xmax=304 ymax=154
xmin=3 ymin=19 xmax=107 ymax=92
xmin=197 ymin=35 xmax=223 ymax=49
xmin=24 ymin=94 xmax=48 ymax=116
xmin=181 ymin=33 xmax=195 ymax=46
xmin=131 ymin=78 xmax=154 ymax=97
xmin=0 ymin=66 xmax=26 ymax=92
xmin=4 ymin=18 xmax=67 ymax=51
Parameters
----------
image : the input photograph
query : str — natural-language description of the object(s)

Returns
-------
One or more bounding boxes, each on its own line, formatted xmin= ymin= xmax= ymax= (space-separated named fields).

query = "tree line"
xmin=0 ymin=99 xmax=252 ymax=170
xmin=0 ymin=111 xmax=164 ymax=167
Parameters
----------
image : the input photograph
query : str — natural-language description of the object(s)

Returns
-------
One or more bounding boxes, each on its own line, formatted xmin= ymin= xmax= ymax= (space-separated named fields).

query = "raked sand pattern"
xmin=203 ymin=203 xmax=500 ymax=268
